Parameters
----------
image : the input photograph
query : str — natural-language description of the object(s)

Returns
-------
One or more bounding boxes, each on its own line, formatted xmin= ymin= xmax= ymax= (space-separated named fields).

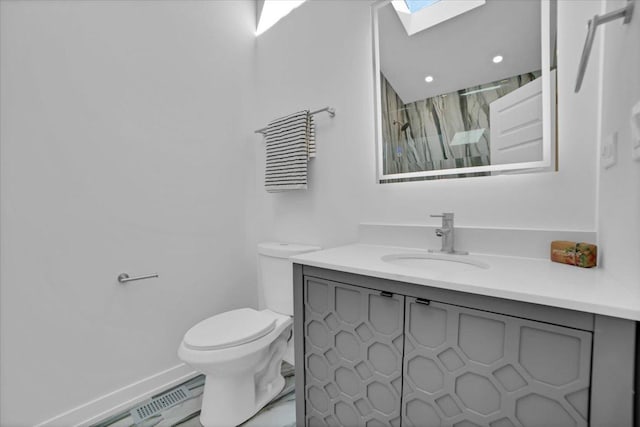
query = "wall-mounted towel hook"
xmin=575 ymin=0 xmax=634 ymax=93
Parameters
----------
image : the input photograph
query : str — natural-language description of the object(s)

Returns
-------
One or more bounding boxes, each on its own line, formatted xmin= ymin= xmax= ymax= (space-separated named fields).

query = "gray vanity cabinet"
xmin=303 ymin=276 xmax=405 ymax=426
xmin=294 ymin=265 xmax=636 ymax=427
xmin=402 ymin=297 xmax=591 ymax=427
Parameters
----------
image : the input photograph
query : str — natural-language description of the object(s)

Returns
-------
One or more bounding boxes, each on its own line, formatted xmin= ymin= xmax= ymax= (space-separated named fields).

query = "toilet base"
xmin=177 ymin=311 xmax=293 ymax=427
xmin=199 ymin=373 xmax=285 ymax=427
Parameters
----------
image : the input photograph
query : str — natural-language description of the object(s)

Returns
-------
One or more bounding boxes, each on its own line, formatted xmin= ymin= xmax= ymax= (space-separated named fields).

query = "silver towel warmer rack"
xmin=575 ymin=0 xmax=634 ymax=92
xmin=254 ymin=106 xmax=336 ymax=135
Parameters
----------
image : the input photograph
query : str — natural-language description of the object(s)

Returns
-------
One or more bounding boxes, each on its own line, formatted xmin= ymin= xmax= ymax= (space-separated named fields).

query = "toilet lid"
xmin=183 ymin=308 xmax=277 ymax=351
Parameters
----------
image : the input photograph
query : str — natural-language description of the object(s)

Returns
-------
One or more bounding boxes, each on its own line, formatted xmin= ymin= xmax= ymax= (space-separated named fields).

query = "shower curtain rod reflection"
xmin=254 ymin=107 xmax=336 ymax=135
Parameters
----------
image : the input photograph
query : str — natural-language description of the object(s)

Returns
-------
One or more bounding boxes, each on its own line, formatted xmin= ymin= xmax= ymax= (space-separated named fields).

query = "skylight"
xmin=391 ymin=0 xmax=485 ymax=36
xmin=404 ymin=0 xmax=441 ymax=14
xmin=256 ymin=0 xmax=306 ymax=36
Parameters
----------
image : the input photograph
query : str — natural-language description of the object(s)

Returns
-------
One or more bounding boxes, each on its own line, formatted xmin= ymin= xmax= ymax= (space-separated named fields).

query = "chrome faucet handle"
xmin=430 ymin=213 xmax=454 ymax=223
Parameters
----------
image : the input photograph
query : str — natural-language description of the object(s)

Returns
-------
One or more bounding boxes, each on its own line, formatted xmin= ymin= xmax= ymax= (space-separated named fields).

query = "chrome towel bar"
xmin=575 ymin=0 xmax=634 ymax=93
xmin=254 ymin=106 xmax=335 ymax=135
xmin=117 ymin=272 xmax=159 ymax=284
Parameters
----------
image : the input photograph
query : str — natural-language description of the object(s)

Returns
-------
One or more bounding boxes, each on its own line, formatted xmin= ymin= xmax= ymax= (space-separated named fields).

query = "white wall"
xmin=249 ymin=1 xmax=600 ymax=254
xmin=0 ymin=1 xmax=256 ymax=425
xmin=597 ymin=0 xmax=640 ymax=284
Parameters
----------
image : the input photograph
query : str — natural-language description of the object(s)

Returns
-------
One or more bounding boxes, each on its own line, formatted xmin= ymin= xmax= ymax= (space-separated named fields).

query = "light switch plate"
xmin=602 ymin=131 xmax=618 ymax=169
xmin=632 ymin=100 xmax=640 ymax=161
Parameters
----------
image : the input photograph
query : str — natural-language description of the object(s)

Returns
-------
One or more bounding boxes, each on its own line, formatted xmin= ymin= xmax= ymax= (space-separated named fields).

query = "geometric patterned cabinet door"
xmin=304 ymin=278 xmax=405 ymax=427
xmin=402 ymin=298 xmax=592 ymax=427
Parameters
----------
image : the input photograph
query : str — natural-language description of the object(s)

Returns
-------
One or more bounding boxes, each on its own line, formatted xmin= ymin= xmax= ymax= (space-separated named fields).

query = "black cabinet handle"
xmin=416 ymin=298 xmax=431 ymax=305
xmin=380 ymin=291 xmax=393 ymax=298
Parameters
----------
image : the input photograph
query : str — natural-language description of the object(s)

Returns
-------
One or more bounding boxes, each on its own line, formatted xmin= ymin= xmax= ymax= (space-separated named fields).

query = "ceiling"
xmin=378 ymin=0 xmax=544 ymax=104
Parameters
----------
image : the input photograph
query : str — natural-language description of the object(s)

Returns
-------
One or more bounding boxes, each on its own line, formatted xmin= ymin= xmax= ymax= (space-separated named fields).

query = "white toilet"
xmin=178 ymin=242 xmax=320 ymax=427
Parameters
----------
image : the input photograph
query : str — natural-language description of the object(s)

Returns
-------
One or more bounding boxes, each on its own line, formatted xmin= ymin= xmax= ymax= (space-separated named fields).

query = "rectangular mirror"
xmin=373 ymin=0 xmax=557 ymax=182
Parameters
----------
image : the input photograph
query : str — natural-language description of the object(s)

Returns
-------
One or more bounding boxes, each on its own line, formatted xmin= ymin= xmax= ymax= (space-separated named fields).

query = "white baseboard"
xmin=34 ymin=363 xmax=198 ymax=427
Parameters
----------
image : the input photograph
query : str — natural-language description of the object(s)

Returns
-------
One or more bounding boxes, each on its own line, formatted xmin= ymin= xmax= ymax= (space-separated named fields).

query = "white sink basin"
xmin=381 ymin=252 xmax=489 ymax=274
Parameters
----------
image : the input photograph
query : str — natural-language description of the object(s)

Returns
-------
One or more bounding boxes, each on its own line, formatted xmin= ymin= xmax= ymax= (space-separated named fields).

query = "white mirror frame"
xmin=373 ymin=0 xmax=554 ymax=181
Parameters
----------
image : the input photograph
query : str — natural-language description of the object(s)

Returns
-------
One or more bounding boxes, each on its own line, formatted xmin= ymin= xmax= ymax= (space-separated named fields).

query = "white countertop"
xmin=291 ymin=243 xmax=640 ymax=321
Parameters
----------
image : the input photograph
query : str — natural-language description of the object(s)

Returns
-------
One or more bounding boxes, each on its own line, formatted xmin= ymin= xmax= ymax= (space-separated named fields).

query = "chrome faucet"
xmin=430 ymin=212 xmax=467 ymax=255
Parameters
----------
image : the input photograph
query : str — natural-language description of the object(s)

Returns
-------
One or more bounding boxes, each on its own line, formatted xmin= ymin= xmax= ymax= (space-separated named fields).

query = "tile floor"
xmin=93 ymin=363 xmax=296 ymax=427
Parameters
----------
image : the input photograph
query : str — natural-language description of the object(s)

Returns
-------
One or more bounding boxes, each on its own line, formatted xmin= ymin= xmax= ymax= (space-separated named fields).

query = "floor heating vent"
xmin=130 ymin=386 xmax=192 ymax=423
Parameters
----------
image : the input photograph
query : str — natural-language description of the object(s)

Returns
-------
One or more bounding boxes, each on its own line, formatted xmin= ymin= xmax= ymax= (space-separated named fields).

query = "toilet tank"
xmin=258 ymin=242 xmax=321 ymax=315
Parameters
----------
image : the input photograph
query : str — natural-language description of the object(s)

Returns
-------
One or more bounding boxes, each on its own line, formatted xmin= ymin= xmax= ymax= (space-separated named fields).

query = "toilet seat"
xmin=183 ymin=308 xmax=277 ymax=351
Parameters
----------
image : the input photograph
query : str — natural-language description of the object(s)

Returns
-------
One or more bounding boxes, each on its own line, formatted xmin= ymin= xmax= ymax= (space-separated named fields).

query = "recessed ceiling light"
xmin=425 ymin=75 xmax=434 ymax=83
xmin=492 ymin=55 xmax=504 ymax=64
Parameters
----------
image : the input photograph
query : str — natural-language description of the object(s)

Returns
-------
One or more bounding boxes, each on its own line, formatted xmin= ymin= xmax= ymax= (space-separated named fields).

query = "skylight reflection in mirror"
xmin=404 ymin=0 xmax=441 ymax=14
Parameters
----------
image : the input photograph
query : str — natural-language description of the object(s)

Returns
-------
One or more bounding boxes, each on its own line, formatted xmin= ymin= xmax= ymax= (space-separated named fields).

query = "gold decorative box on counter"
xmin=550 ymin=241 xmax=597 ymax=268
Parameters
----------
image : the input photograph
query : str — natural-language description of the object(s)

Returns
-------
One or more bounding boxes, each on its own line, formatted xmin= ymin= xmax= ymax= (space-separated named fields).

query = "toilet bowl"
xmin=178 ymin=242 xmax=320 ymax=427
xmin=178 ymin=308 xmax=292 ymax=427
